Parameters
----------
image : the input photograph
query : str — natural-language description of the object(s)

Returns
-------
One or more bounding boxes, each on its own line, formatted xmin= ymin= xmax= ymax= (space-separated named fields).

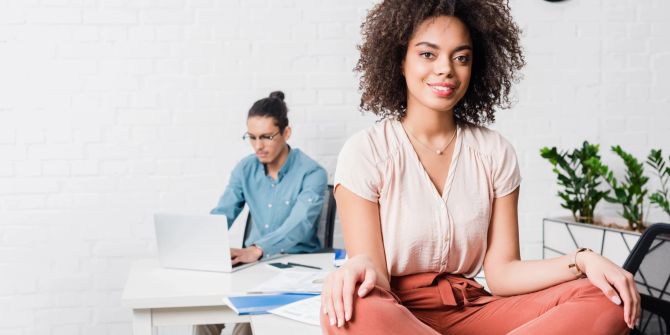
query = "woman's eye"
xmin=419 ymin=52 xmax=434 ymax=59
xmin=455 ymin=55 xmax=470 ymax=63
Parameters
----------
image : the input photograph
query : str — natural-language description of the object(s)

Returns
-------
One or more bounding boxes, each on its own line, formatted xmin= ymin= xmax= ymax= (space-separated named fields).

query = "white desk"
xmin=250 ymin=314 xmax=321 ymax=334
xmin=122 ymin=253 xmax=331 ymax=335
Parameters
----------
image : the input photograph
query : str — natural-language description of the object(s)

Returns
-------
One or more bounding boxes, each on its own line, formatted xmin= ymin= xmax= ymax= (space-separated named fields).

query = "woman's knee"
xmin=320 ymin=286 xmax=401 ymax=334
xmin=570 ymin=280 xmax=628 ymax=333
xmin=585 ymin=299 xmax=628 ymax=335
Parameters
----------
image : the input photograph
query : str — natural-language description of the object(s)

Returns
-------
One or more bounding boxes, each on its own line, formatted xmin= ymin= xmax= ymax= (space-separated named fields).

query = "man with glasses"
xmin=198 ymin=91 xmax=328 ymax=335
xmin=210 ymin=91 xmax=328 ymax=265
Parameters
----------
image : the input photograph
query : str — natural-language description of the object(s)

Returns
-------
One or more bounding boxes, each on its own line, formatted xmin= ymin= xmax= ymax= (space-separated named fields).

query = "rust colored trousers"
xmin=321 ymin=273 xmax=628 ymax=335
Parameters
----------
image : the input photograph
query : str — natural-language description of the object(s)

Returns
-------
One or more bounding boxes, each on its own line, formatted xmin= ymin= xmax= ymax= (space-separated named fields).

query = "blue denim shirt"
xmin=211 ymin=147 xmax=327 ymax=257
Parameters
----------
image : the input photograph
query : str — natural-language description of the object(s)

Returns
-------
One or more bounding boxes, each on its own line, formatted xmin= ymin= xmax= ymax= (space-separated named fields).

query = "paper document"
xmin=269 ymin=294 xmax=322 ymax=326
xmin=250 ymin=270 xmax=327 ymax=294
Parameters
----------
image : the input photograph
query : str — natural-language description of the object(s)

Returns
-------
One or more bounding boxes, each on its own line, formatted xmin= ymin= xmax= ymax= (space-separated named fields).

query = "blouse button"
xmin=265 ymin=224 xmax=269 ymax=229
xmin=285 ymin=200 xmax=290 ymax=205
xmin=268 ymin=203 xmax=272 ymax=208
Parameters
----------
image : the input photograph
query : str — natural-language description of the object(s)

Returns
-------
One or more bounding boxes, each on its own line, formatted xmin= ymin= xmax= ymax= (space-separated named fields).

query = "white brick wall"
xmin=0 ymin=0 xmax=669 ymax=333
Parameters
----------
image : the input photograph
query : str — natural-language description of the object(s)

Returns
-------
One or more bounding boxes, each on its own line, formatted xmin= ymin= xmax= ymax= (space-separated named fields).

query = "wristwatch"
xmin=568 ymin=247 xmax=593 ymax=278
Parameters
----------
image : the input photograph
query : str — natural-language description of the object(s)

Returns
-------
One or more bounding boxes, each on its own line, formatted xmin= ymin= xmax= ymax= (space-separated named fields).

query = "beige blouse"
xmin=334 ymin=119 xmax=521 ymax=277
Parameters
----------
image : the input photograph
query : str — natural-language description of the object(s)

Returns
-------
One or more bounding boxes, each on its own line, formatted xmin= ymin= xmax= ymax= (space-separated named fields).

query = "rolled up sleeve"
xmin=210 ymin=162 xmax=246 ymax=228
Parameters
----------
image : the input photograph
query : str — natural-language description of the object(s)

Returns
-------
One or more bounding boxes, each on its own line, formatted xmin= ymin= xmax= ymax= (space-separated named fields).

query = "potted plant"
xmin=540 ymin=142 xmax=642 ymax=266
xmin=647 ymin=149 xmax=670 ymax=219
xmin=588 ymin=145 xmax=649 ymax=232
xmin=540 ymin=141 xmax=608 ymax=224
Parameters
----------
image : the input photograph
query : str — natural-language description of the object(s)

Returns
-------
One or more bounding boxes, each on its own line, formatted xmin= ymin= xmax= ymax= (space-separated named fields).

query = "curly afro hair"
xmin=355 ymin=0 xmax=525 ymax=126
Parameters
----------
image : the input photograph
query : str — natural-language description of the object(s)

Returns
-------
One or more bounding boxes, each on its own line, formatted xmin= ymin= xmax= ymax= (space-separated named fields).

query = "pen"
xmin=287 ymin=262 xmax=322 ymax=270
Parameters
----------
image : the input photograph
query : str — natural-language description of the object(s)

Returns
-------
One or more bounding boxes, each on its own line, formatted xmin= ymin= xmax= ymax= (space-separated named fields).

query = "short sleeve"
xmin=333 ymin=132 xmax=382 ymax=203
xmin=492 ymin=135 xmax=521 ymax=198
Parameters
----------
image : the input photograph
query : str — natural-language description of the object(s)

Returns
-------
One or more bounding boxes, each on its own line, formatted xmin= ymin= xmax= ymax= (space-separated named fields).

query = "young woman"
xmin=320 ymin=1 xmax=639 ymax=334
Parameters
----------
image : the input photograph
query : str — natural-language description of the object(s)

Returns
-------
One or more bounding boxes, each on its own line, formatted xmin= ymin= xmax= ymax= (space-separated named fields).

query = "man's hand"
xmin=230 ymin=246 xmax=263 ymax=265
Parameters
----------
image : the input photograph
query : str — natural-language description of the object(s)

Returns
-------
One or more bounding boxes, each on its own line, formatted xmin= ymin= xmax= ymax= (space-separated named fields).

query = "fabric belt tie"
xmin=391 ymin=272 xmax=495 ymax=309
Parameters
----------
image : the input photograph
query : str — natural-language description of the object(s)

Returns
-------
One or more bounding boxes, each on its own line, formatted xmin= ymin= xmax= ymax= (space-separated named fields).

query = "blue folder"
xmin=334 ymin=248 xmax=347 ymax=267
xmin=225 ymin=293 xmax=318 ymax=315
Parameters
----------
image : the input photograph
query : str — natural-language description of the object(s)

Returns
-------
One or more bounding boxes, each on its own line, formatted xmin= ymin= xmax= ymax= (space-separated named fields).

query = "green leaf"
xmin=541 ymin=141 xmax=610 ymax=222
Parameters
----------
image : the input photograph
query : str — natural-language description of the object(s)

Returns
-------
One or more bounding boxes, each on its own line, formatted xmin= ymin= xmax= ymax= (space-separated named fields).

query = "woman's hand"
xmin=579 ymin=251 xmax=641 ymax=329
xmin=321 ymin=254 xmax=379 ymax=328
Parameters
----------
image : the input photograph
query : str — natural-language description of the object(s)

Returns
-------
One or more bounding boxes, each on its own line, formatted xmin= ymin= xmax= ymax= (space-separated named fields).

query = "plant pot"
xmin=542 ymin=217 xmax=642 ymax=266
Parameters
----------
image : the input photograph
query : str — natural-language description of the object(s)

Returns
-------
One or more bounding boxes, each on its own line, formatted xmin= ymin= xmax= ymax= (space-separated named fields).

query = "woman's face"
xmin=402 ymin=15 xmax=472 ymax=115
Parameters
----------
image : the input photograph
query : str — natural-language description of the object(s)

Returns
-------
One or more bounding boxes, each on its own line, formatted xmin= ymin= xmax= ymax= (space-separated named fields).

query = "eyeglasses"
xmin=242 ymin=131 xmax=281 ymax=143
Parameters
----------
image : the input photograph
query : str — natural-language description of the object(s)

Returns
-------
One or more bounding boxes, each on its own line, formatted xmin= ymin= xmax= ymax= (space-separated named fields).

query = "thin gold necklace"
xmin=402 ymin=123 xmax=457 ymax=155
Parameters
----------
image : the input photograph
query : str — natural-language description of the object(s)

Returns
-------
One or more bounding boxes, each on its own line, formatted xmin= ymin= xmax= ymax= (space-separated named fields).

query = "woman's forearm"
xmin=485 ymin=254 xmax=579 ymax=296
xmin=336 ymin=185 xmax=391 ymax=291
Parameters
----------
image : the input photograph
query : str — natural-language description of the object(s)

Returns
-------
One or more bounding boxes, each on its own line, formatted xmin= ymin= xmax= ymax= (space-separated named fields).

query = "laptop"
xmin=154 ymin=212 xmax=269 ymax=272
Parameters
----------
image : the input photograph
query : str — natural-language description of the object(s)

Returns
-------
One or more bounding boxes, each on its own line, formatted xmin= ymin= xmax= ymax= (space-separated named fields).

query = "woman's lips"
xmin=428 ymin=83 xmax=456 ymax=98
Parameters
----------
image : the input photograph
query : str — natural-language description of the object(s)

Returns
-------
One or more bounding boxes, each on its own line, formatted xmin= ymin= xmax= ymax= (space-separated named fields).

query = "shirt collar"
xmin=261 ymin=145 xmax=295 ymax=181
xmin=276 ymin=145 xmax=295 ymax=179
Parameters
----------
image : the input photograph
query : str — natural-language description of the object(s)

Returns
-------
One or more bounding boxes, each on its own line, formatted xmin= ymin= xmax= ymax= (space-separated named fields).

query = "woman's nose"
xmin=434 ymin=56 xmax=454 ymax=78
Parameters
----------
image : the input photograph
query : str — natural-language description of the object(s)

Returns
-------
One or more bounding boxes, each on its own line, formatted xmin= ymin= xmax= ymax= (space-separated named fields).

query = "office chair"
xmin=623 ymin=223 xmax=670 ymax=335
xmin=243 ymin=184 xmax=337 ymax=251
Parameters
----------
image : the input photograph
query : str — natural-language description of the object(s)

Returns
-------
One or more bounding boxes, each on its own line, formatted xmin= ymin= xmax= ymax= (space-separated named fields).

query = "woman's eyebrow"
xmin=414 ymin=41 xmax=439 ymax=49
xmin=452 ymin=45 xmax=472 ymax=52
xmin=414 ymin=42 xmax=472 ymax=53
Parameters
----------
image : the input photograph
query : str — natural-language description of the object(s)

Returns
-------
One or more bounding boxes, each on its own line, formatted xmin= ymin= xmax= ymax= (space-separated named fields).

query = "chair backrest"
xmin=623 ymin=223 xmax=670 ymax=335
xmin=243 ymin=184 xmax=337 ymax=250
xmin=316 ymin=184 xmax=337 ymax=249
